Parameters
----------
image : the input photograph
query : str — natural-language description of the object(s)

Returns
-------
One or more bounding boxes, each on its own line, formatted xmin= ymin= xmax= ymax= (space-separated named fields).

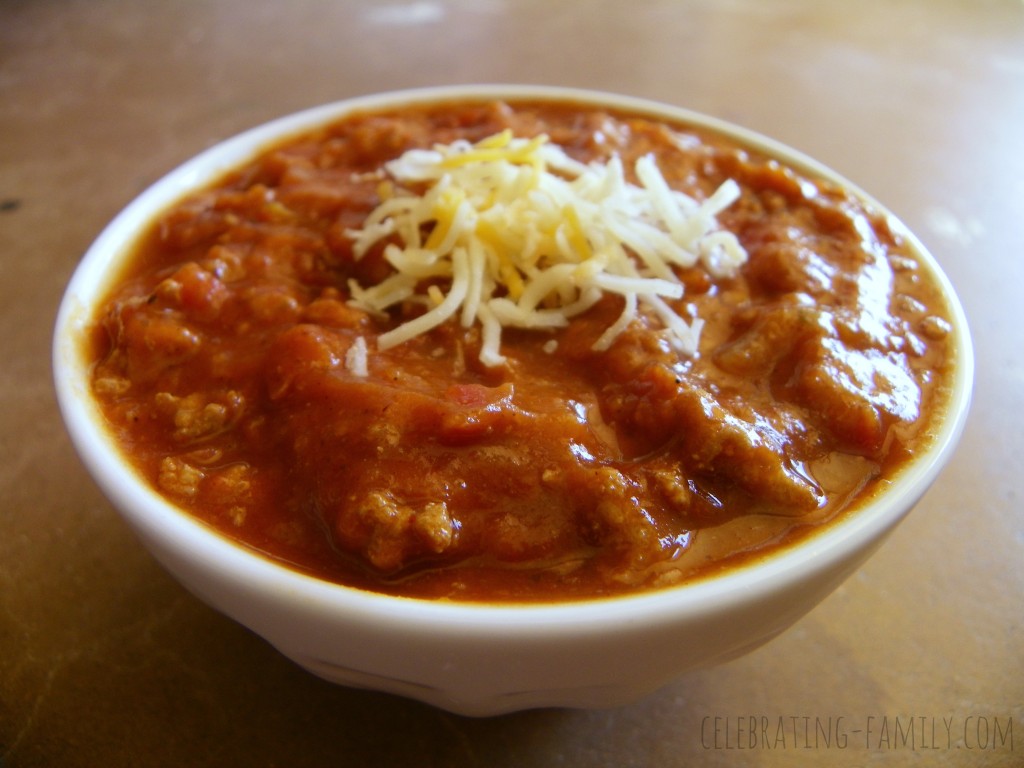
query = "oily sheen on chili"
xmin=87 ymin=100 xmax=955 ymax=601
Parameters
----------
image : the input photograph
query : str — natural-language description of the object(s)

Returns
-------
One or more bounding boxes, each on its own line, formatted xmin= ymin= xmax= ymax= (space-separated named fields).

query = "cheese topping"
xmin=345 ymin=130 xmax=747 ymax=366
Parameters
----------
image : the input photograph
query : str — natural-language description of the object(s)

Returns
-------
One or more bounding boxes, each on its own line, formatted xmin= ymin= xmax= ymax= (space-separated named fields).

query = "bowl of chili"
xmin=53 ymin=85 xmax=972 ymax=715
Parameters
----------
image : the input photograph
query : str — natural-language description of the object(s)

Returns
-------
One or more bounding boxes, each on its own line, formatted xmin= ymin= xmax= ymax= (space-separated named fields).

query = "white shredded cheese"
xmin=345 ymin=335 xmax=369 ymax=377
xmin=345 ymin=129 xmax=747 ymax=366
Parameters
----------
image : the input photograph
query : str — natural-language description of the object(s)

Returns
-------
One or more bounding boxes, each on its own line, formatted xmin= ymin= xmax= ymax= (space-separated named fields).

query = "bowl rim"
xmin=52 ymin=84 xmax=975 ymax=632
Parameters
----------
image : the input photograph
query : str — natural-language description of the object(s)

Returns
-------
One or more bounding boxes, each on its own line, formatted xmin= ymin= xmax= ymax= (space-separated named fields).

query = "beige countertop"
xmin=2 ymin=1 xmax=1021 ymax=765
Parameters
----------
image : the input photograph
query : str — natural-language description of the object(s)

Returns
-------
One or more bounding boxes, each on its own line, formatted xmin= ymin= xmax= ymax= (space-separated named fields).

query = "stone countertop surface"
xmin=2 ymin=1 xmax=1021 ymax=765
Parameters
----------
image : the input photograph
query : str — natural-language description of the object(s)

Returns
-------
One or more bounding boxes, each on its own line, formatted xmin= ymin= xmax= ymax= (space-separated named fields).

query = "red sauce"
xmin=87 ymin=100 xmax=955 ymax=601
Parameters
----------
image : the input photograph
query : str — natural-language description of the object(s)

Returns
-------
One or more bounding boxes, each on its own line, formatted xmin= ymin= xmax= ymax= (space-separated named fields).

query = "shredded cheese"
xmin=345 ymin=130 xmax=747 ymax=366
xmin=345 ymin=335 xmax=369 ymax=377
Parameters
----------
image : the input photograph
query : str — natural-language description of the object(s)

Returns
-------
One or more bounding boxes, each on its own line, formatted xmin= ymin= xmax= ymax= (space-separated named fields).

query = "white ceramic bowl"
xmin=53 ymin=85 xmax=973 ymax=717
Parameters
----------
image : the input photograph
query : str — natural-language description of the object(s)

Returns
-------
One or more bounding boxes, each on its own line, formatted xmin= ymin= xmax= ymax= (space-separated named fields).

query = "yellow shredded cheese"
xmin=345 ymin=130 xmax=747 ymax=366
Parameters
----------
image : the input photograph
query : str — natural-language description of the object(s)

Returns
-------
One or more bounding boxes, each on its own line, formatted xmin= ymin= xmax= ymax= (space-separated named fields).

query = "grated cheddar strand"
xmin=345 ymin=131 xmax=748 ymax=366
